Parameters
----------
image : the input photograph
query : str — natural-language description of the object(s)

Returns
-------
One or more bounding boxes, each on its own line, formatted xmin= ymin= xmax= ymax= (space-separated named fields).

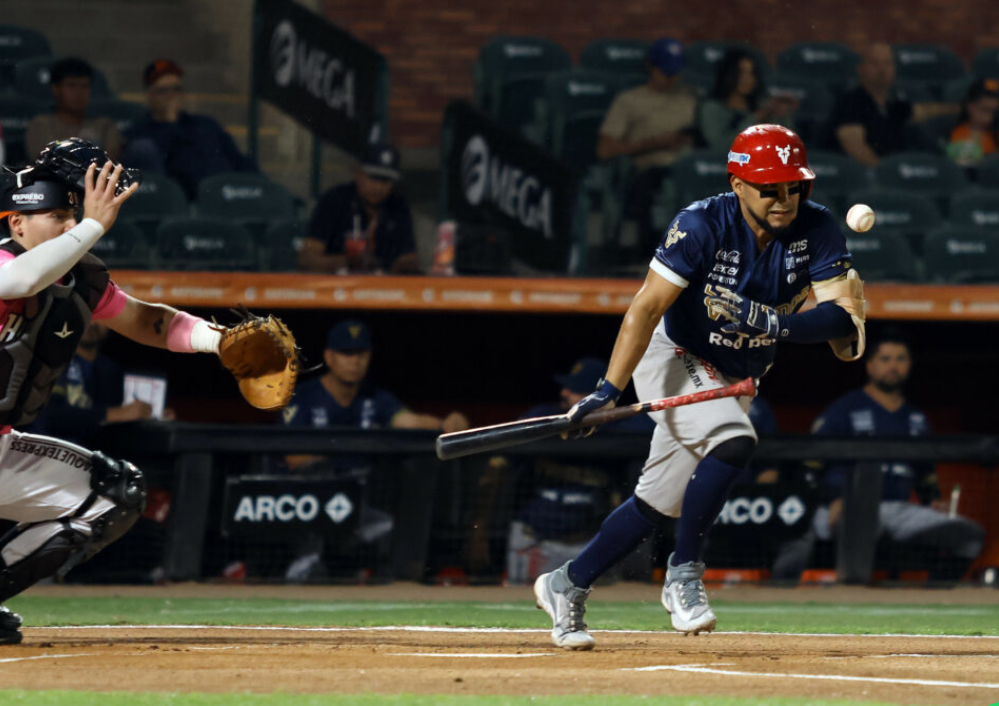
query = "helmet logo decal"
xmin=776 ymin=146 xmax=791 ymax=165
xmin=728 ymin=151 xmax=751 ymax=165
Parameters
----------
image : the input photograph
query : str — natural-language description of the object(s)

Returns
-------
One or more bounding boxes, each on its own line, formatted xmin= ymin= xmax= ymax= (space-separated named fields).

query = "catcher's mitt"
xmin=218 ymin=306 xmax=298 ymax=410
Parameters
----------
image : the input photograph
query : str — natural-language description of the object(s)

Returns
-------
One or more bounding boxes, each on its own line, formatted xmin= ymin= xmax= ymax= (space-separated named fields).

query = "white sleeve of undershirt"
xmin=0 ymin=219 xmax=105 ymax=299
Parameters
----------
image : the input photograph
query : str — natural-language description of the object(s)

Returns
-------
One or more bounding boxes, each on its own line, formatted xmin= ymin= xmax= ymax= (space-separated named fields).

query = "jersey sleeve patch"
xmin=653 ymin=210 xmax=712 ymax=283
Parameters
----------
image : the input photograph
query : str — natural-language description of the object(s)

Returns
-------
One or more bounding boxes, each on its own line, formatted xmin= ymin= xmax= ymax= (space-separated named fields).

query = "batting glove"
xmin=706 ymin=287 xmax=782 ymax=340
xmin=564 ymin=378 xmax=622 ymax=439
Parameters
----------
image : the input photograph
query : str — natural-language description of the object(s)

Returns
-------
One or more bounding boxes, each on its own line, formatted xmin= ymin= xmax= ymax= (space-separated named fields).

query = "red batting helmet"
xmin=727 ymin=124 xmax=815 ymax=184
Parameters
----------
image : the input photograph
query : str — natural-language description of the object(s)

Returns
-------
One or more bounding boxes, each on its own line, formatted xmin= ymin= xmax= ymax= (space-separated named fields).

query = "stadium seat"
xmin=195 ymin=172 xmax=297 ymax=241
xmin=765 ymin=73 xmax=835 ymax=145
xmin=119 ymin=172 xmax=189 ymax=240
xmin=155 ymin=217 xmax=256 ymax=271
xmin=846 ymin=230 xmax=920 ymax=282
xmin=473 ymin=37 xmax=573 ymax=134
xmin=923 ymin=226 xmax=999 ymax=283
xmin=11 ymin=56 xmax=113 ymax=101
xmin=949 ymin=189 xmax=999 ymax=229
xmin=906 ymin=114 xmax=955 ymax=154
xmin=0 ymin=94 xmax=45 ymax=166
xmin=873 ymin=152 xmax=968 ymax=213
xmin=89 ymin=220 xmax=154 ymax=269
xmin=805 ymin=150 xmax=870 ymax=216
xmin=977 ymin=154 xmax=999 ymax=189
xmin=892 ymin=44 xmax=967 ymax=100
xmin=940 ymin=76 xmax=974 ymax=105
xmin=261 ymin=220 xmax=308 ymax=272
xmin=847 ymin=188 xmax=942 ymax=255
xmin=87 ymin=98 xmax=146 ymax=134
xmin=541 ymin=70 xmax=621 ymax=169
xmin=579 ymin=39 xmax=649 ymax=82
xmin=775 ymin=42 xmax=859 ymax=94
xmin=972 ymin=48 xmax=999 ymax=81
xmin=0 ymin=25 xmax=51 ymax=85
xmin=893 ymin=80 xmax=934 ymax=104
xmin=656 ymin=149 xmax=730 ymax=218
xmin=681 ymin=41 xmax=770 ymax=96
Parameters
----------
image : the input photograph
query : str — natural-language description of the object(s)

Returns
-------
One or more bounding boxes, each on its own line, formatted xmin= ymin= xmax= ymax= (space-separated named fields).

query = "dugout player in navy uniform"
xmin=0 ymin=139 xmax=235 ymax=643
xmin=811 ymin=330 xmax=984 ymax=582
xmin=534 ymin=124 xmax=867 ymax=649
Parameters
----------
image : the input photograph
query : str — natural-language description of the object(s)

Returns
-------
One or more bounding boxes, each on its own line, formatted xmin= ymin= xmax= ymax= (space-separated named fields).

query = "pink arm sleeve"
xmin=92 ymin=279 xmax=128 ymax=320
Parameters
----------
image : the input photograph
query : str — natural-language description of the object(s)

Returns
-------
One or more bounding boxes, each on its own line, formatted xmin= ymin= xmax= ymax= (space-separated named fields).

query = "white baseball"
xmin=846 ymin=203 xmax=875 ymax=233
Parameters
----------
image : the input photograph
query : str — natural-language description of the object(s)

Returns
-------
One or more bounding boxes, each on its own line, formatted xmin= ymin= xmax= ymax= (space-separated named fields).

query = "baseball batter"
xmin=0 ymin=139 xmax=227 ymax=644
xmin=535 ymin=124 xmax=866 ymax=649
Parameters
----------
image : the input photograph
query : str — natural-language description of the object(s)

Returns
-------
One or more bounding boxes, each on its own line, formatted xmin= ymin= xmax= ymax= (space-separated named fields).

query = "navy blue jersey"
xmin=281 ymin=378 xmax=404 ymax=430
xmin=652 ymin=192 xmax=852 ymax=379
xmin=523 ymin=403 xmax=655 ymax=433
xmin=812 ymin=388 xmax=933 ymax=502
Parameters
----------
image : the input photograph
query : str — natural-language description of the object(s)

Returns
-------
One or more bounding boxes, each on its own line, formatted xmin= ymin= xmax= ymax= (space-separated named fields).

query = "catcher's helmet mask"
xmin=21 ymin=138 xmax=142 ymax=198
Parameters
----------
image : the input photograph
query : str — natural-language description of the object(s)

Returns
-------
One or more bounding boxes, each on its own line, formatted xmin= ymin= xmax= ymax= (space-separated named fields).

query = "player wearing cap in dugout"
xmin=0 ymin=138 xmax=241 ymax=644
xmin=534 ymin=124 xmax=867 ymax=649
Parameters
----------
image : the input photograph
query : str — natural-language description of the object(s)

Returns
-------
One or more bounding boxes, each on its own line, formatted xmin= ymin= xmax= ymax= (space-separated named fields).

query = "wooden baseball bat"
xmin=435 ymin=377 xmax=755 ymax=461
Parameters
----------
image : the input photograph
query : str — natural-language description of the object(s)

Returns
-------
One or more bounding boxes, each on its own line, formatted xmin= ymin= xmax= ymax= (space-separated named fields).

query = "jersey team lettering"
xmin=9 ymin=438 xmax=91 ymax=469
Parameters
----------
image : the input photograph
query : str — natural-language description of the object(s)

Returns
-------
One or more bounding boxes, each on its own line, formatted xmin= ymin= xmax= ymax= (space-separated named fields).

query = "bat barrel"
xmin=435 ymin=415 xmax=571 ymax=460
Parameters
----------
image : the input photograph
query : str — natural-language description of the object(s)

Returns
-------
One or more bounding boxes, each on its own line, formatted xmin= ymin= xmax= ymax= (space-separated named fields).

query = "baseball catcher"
xmin=0 ymin=138 xmax=295 ymax=644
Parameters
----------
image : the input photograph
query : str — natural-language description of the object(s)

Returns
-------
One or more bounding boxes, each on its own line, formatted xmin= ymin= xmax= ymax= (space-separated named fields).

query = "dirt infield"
xmin=2 ymin=584 xmax=997 ymax=705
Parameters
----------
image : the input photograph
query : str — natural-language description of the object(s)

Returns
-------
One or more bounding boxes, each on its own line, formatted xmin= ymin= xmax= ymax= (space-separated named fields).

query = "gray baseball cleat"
xmin=661 ymin=552 xmax=717 ymax=635
xmin=0 ymin=606 xmax=23 ymax=645
xmin=534 ymin=562 xmax=595 ymax=650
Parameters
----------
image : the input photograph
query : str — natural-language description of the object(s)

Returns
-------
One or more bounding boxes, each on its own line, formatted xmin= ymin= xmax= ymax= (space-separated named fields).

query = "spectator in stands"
xmin=464 ymin=358 xmax=654 ymax=581
xmin=810 ymin=329 xmax=985 ymax=583
xmin=698 ymin=49 xmax=798 ymax=151
xmin=596 ymin=37 xmax=698 ymax=251
xmin=124 ymin=59 xmax=258 ymax=200
xmin=22 ymin=322 xmax=167 ymax=444
xmin=25 ymin=58 xmax=122 ymax=159
xmin=946 ymin=78 xmax=999 ymax=170
xmin=300 ymin=144 xmax=419 ymax=275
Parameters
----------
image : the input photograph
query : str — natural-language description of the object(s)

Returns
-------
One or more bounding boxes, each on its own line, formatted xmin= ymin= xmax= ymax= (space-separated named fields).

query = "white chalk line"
xmin=621 ymin=663 xmax=999 ymax=690
xmin=387 ymin=652 xmax=555 ymax=658
xmin=37 ymin=625 xmax=999 ymax=639
xmin=0 ymin=653 xmax=97 ymax=665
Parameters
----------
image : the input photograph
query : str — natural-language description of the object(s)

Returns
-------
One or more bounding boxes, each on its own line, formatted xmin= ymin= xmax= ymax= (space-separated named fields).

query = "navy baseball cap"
xmin=647 ymin=37 xmax=685 ymax=77
xmin=326 ymin=320 xmax=371 ymax=352
xmin=361 ymin=143 xmax=401 ymax=181
xmin=554 ymin=358 xmax=607 ymax=394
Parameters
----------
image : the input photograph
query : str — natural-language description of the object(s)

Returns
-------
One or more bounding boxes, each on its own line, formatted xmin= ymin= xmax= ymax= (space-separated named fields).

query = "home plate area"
xmin=1 ymin=626 xmax=996 ymax=705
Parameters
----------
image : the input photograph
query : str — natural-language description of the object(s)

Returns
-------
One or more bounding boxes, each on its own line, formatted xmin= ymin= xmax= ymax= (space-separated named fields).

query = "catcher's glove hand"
xmin=218 ymin=305 xmax=298 ymax=410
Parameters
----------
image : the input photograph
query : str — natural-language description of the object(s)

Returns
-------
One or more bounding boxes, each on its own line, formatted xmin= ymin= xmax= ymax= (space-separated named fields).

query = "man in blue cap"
xmin=597 ymin=37 xmax=698 ymax=256
xmin=300 ymin=144 xmax=420 ymax=275
xmin=282 ymin=319 xmax=468 ymax=469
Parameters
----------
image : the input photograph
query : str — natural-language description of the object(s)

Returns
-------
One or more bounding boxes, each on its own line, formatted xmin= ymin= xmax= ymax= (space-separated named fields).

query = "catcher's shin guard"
xmin=84 ymin=452 xmax=147 ymax=559
xmin=0 ymin=520 xmax=91 ymax=603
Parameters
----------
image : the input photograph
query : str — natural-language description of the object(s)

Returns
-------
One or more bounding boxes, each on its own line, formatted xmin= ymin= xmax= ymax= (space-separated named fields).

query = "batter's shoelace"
xmin=677 ymin=579 xmax=708 ymax=610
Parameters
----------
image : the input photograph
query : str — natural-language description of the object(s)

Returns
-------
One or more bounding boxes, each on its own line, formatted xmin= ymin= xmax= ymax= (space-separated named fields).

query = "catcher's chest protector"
xmin=0 ymin=241 xmax=110 ymax=427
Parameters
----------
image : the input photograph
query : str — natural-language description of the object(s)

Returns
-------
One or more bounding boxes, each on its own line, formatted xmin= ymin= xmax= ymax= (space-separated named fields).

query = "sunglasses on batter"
xmin=745 ymin=181 xmax=802 ymax=199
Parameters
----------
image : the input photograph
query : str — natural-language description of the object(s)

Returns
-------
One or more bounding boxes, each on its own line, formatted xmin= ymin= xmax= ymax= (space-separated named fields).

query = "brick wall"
xmin=323 ymin=0 xmax=999 ymax=148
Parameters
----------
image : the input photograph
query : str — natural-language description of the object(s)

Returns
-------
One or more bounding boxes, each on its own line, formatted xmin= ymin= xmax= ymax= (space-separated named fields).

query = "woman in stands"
xmin=946 ymin=78 xmax=999 ymax=172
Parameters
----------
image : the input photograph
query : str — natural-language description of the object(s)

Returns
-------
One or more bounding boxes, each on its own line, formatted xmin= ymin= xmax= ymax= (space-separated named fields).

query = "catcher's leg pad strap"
xmin=813 ymin=269 xmax=867 ymax=361
xmin=0 ymin=521 xmax=90 ymax=603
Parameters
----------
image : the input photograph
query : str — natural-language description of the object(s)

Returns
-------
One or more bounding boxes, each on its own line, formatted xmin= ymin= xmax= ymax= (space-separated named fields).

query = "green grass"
xmin=0 ymin=693 xmax=905 ymax=706
xmin=7 ymin=596 xmax=999 ymax=636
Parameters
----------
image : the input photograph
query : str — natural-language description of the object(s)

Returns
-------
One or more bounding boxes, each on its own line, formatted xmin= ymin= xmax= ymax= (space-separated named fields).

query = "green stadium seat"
xmin=923 ymin=226 xmax=999 ymax=283
xmin=805 ymin=150 xmax=870 ymax=215
xmin=893 ymin=80 xmax=934 ymax=104
xmin=892 ymin=44 xmax=967 ymax=100
xmin=765 ymin=73 xmax=834 ymax=144
xmin=90 ymin=220 xmax=154 ymax=269
xmin=941 ymin=76 xmax=974 ymax=104
xmin=155 ymin=217 xmax=256 ymax=271
xmin=541 ymin=70 xmax=621 ymax=169
xmin=0 ymin=94 xmax=45 ymax=166
xmin=473 ymin=37 xmax=572 ymax=134
xmin=12 ymin=56 xmax=113 ymax=100
xmin=87 ymin=98 xmax=146 ymax=134
xmin=846 ymin=230 xmax=920 ymax=282
xmin=775 ymin=42 xmax=859 ymax=94
xmin=260 ymin=219 xmax=307 ymax=272
xmin=949 ymin=189 xmax=999 ymax=229
xmin=977 ymin=155 xmax=999 ymax=188
xmin=681 ymin=41 xmax=770 ymax=96
xmin=873 ymin=152 xmax=968 ymax=212
xmin=119 ymin=172 xmax=189 ymax=240
xmin=847 ymin=188 xmax=942 ymax=255
xmin=0 ymin=25 xmax=51 ymax=85
xmin=972 ymin=48 xmax=999 ymax=80
xmin=658 ymin=149 xmax=730 ymax=216
xmin=579 ymin=39 xmax=650 ymax=76
xmin=195 ymin=172 xmax=297 ymax=241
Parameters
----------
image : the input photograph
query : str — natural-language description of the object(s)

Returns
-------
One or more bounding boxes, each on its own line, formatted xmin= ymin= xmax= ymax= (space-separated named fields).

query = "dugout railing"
xmin=95 ymin=422 xmax=999 ymax=585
